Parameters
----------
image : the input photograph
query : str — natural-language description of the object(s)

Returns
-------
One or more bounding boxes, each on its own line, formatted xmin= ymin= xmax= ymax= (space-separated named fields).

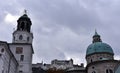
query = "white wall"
xmin=9 ymin=44 xmax=33 ymax=73
xmin=0 ymin=43 xmax=18 ymax=73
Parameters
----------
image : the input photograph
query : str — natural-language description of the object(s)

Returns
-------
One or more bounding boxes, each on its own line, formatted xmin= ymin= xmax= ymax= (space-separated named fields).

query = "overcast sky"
xmin=0 ymin=0 xmax=120 ymax=65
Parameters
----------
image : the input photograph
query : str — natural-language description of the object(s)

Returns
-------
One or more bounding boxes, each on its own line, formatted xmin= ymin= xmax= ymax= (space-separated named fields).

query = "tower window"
xmin=19 ymin=35 xmax=23 ymax=40
xmin=27 ymin=23 xmax=30 ymax=32
xmin=19 ymin=70 xmax=23 ymax=73
xmin=20 ymin=55 xmax=24 ymax=61
xmin=20 ymin=22 xmax=25 ymax=31
xmin=27 ymin=37 xmax=29 ymax=41
xmin=16 ymin=47 xmax=23 ymax=54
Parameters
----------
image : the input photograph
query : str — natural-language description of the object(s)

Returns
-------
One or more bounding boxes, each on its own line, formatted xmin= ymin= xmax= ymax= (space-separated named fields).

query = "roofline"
xmin=65 ymin=69 xmax=86 ymax=72
xmin=12 ymin=30 xmax=33 ymax=38
xmin=0 ymin=41 xmax=19 ymax=65
xmin=0 ymin=41 xmax=8 ymax=43
xmin=85 ymin=52 xmax=114 ymax=58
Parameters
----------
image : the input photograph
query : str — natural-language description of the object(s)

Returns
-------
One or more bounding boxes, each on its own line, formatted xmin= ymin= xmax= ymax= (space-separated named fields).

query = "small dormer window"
xmin=19 ymin=35 xmax=23 ymax=40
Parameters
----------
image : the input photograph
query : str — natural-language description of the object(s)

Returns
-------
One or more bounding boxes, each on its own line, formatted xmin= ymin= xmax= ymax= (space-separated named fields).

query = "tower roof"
xmin=16 ymin=11 xmax=32 ymax=32
xmin=86 ymin=42 xmax=114 ymax=56
xmin=17 ymin=14 xmax=31 ymax=22
xmin=86 ymin=32 xmax=114 ymax=56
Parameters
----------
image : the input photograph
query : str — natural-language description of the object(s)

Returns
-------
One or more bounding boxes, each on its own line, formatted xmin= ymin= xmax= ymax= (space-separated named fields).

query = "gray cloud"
xmin=0 ymin=0 xmax=120 ymax=64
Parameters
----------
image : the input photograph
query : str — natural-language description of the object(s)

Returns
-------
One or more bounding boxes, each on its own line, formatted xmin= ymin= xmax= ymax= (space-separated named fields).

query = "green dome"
xmin=86 ymin=42 xmax=114 ymax=56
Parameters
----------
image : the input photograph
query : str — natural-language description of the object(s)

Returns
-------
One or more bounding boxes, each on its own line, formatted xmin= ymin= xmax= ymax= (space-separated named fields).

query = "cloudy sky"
xmin=0 ymin=0 xmax=120 ymax=65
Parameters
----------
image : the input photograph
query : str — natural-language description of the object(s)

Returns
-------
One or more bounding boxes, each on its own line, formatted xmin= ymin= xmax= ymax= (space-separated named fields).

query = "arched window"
xmin=27 ymin=23 xmax=30 ymax=32
xmin=106 ymin=69 xmax=113 ymax=73
xmin=92 ymin=71 xmax=96 ymax=73
xmin=19 ymin=35 xmax=23 ymax=40
xmin=20 ymin=22 xmax=25 ymax=30
xmin=27 ymin=37 xmax=29 ymax=41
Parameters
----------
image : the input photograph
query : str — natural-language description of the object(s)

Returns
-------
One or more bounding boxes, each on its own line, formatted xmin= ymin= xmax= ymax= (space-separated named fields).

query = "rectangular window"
xmin=20 ymin=55 xmax=24 ymax=61
xmin=16 ymin=47 xmax=23 ymax=54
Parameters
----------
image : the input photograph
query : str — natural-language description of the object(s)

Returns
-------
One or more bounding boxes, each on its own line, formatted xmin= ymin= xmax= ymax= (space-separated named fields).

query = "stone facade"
xmin=0 ymin=41 xmax=18 ymax=73
xmin=9 ymin=43 xmax=33 ymax=73
xmin=86 ymin=53 xmax=114 ymax=64
xmin=86 ymin=60 xmax=118 ymax=73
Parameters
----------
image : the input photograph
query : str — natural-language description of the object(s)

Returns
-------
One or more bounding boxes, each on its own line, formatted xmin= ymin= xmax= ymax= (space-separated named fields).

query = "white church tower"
xmin=9 ymin=11 xmax=34 ymax=73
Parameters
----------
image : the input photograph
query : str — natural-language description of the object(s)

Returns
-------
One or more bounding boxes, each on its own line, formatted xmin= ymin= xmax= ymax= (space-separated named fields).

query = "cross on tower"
xmin=24 ymin=9 xmax=27 ymax=14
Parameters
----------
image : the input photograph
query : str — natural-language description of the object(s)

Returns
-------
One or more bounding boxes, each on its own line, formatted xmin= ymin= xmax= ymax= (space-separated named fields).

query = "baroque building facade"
xmin=0 ymin=12 xmax=120 ymax=73
xmin=85 ymin=31 xmax=119 ymax=73
xmin=9 ymin=13 xmax=34 ymax=73
xmin=0 ymin=13 xmax=34 ymax=73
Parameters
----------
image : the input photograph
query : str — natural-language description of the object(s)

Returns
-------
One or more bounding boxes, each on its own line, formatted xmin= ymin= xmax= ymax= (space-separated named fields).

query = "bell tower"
xmin=9 ymin=11 xmax=34 ymax=73
xmin=12 ymin=10 xmax=33 ymax=44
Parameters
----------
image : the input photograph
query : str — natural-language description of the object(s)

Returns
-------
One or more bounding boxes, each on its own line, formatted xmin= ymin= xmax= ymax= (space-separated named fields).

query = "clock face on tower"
xmin=16 ymin=47 xmax=23 ymax=54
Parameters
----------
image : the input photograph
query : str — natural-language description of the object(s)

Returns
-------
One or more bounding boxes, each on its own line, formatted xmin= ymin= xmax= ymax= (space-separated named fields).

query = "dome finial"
xmin=17 ymin=9 xmax=32 ymax=32
xmin=93 ymin=29 xmax=102 ymax=43
xmin=95 ymin=29 xmax=98 ymax=35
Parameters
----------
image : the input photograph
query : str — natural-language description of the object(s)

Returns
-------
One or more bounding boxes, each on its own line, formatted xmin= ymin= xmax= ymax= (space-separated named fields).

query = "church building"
xmin=0 ymin=12 xmax=34 ymax=73
xmin=0 ymin=12 xmax=120 ymax=73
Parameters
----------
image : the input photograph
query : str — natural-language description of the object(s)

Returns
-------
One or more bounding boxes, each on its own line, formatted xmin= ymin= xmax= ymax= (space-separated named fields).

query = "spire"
xmin=92 ymin=30 xmax=102 ymax=43
xmin=95 ymin=29 xmax=98 ymax=35
xmin=94 ymin=29 xmax=99 ymax=36
xmin=17 ymin=10 xmax=32 ymax=32
xmin=24 ymin=9 xmax=27 ymax=15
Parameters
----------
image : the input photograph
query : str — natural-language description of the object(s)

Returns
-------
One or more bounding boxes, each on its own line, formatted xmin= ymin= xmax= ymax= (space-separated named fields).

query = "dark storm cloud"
xmin=0 ymin=0 xmax=120 ymax=64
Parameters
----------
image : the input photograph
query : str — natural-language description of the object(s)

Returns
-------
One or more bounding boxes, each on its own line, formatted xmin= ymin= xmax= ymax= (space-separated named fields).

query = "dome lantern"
xmin=92 ymin=30 xmax=102 ymax=43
